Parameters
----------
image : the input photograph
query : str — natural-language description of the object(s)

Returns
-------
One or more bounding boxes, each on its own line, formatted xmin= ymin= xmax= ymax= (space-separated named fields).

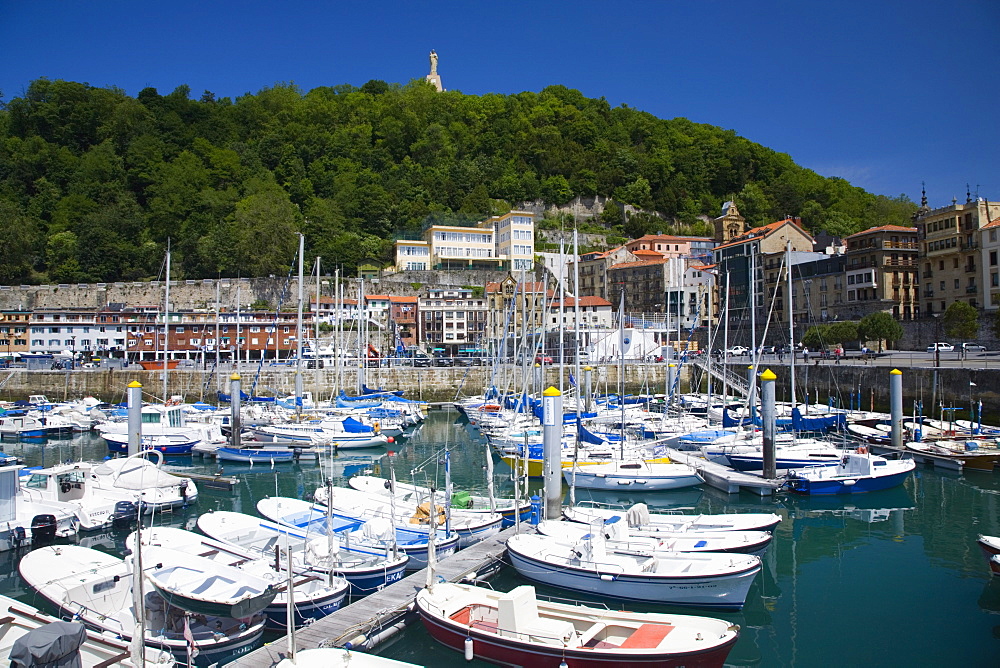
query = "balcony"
xmin=967 ymin=286 xmax=978 ymax=294
xmin=924 ymin=289 xmax=934 ymax=297
xmin=962 ymin=241 xmax=980 ymax=251
xmin=922 ymin=271 xmax=933 ymax=278
xmin=966 ymin=266 xmax=977 ymax=273
xmin=883 ymin=258 xmax=917 ymax=267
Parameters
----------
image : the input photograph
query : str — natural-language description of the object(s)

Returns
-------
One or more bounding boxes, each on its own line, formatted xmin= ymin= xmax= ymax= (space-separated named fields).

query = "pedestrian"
xmin=803 ymin=347 xmax=809 ymax=363
xmin=835 ymin=347 xmax=842 ymax=364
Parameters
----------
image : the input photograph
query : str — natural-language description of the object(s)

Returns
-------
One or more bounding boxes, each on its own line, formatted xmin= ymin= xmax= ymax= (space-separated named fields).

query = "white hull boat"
xmin=563 ymin=503 xmax=783 ymax=534
xmin=0 ymin=594 xmax=174 ymax=667
xmin=18 ymin=545 xmax=265 ymax=664
xmin=197 ymin=511 xmax=409 ymax=596
xmin=506 ymin=532 xmax=761 ymax=609
xmin=258 ymin=496 xmax=458 ymax=570
xmin=127 ymin=526 xmax=349 ymax=630
xmin=536 ymin=519 xmax=772 ymax=555
xmin=314 ymin=484 xmax=502 ymax=549
xmin=563 ymin=460 xmax=703 ymax=491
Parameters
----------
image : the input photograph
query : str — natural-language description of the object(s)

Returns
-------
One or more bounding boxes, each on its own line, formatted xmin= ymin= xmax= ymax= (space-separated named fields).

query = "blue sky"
xmin=2 ymin=0 xmax=997 ymax=204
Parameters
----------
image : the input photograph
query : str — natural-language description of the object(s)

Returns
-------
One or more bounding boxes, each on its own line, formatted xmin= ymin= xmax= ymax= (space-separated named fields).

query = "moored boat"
xmin=562 ymin=460 xmax=703 ymax=491
xmin=563 ymin=503 xmax=783 ymax=534
xmin=416 ymin=582 xmax=740 ymax=667
xmin=506 ymin=531 xmax=761 ymax=609
xmin=977 ymin=535 xmax=1000 ymax=576
xmin=784 ymin=450 xmax=915 ymax=495
xmin=536 ymin=519 xmax=772 ymax=556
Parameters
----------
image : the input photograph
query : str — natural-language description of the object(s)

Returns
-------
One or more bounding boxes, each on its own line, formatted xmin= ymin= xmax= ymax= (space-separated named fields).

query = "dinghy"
xmin=314 ymin=484 xmax=502 ymax=549
xmin=977 ymin=535 xmax=1000 ymax=576
xmin=138 ymin=544 xmax=278 ymax=618
xmin=257 ymin=496 xmax=459 ymax=570
xmin=563 ymin=503 xmax=783 ymax=534
xmin=127 ymin=526 xmax=349 ymax=630
xmin=349 ymin=475 xmax=531 ymax=527
xmin=506 ymin=528 xmax=761 ymax=609
xmin=536 ymin=519 xmax=772 ymax=556
xmin=562 ymin=460 xmax=703 ymax=491
xmin=18 ymin=545 xmax=265 ymax=664
xmin=197 ymin=511 xmax=408 ymax=596
xmin=0 ymin=594 xmax=175 ymax=667
xmin=417 ymin=582 xmax=741 ymax=667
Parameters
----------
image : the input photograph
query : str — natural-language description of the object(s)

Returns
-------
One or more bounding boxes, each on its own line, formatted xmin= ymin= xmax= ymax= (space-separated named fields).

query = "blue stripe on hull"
xmin=262 ymin=592 xmax=345 ymax=630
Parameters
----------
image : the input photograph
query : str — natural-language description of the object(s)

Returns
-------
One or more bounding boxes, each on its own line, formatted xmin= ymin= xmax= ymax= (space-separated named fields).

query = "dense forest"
xmin=0 ymin=78 xmax=915 ymax=283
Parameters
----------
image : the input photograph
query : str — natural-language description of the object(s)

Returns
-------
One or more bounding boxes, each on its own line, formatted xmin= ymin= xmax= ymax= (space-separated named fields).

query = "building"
xmin=28 ymin=308 xmax=101 ymax=356
xmin=388 ymin=296 xmax=419 ymax=349
xmin=841 ymin=224 xmax=920 ymax=321
xmin=980 ymin=216 xmax=1000 ymax=310
xmin=624 ymin=235 xmax=714 ymax=260
xmin=607 ymin=257 xmax=715 ymax=331
xmin=485 ymin=275 xmax=549 ymax=345
xmin=0 ymin=310 xmax=30 ymax=358
xmin=393 ymin=211 xmax=535 ymax=272
xmin=418 ymin=288 xmax=488 ymax=352
xmin=572 ymin=246 xmax=632 ymax=301
xmin=915 ymin=194 xmax=1000 ymax=315
xmin=546 ymin=296 xmax=614 ymax=331
xmin=713 ymin=217 xmax=815 ymax=341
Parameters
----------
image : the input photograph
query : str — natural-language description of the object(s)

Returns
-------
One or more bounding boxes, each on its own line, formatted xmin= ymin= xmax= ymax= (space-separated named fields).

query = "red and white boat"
xmin=977 ymin=535 xmax=1000 ymax=576
xmin=416 ymin=582 xmax=740 ymax=667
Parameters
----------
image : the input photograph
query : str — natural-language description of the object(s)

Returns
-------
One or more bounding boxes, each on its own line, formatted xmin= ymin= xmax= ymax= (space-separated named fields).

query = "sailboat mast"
xmin=295 ymin=233 xmax=305 ymax=416
xmin=786 ymin=240 xmax=797 ymax=413
xmin=163 ymin=241 xmax=170 ymax=404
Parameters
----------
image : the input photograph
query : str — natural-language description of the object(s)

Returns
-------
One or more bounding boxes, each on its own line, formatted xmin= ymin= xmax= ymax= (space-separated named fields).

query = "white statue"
xmin=429 ymin=50 xmax=438 ymax=75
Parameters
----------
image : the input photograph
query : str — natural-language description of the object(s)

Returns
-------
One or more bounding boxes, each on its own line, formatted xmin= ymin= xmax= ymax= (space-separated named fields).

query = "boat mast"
xmin=163 ymin=241 xmax=170 ymax=404
xmin=618 ymin=289 xmax=626 ymax=459
xmin=722 ymin=271 xmax=730 ymax=416
xmin=786 ymin=240 xmax=796 ymax=414
xmin=571 ymin=227 xmax=583 ymax=507
xmin=295 ymin=234 xmax=304 ymax=418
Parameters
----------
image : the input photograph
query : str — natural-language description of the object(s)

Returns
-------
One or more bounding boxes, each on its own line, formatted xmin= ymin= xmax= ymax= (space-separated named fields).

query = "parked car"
xmin=534 ymin=355 xmax=554 ymax=364
xmin=926 ymin=342 xmax=955 ymax=353
xmin=962 ymin=343 xmax=987 ymax=352
xmin=411 ymin=353 xmax=433 ymax=367
xmin=433 ymin=354 xmax=454 ymax=367
xmin=757 ymin=345 xmax=776 ymax=355
xmin=725 ymin=346 xmax=750 ymax=356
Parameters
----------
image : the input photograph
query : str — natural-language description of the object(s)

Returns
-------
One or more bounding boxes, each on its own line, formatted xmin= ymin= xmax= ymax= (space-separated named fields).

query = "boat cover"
xmin=9 ymin=621 xmax=86 ymax=668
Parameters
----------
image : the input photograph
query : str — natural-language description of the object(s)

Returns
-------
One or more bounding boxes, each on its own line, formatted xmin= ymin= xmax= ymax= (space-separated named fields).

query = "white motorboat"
xmin=126 ymin=526 xmax=349 ymax=630
xmin=536 ymin=519 xmax=772 ymax=555
xmin=563 ymin=460 xmax=703 ymax=491
xmin=506 ymin=528 xmax=761 ymax=609
xmin=258 ymin=496 xmax=458 ymax=570
xmin=0 ymin=594 xmax=174 ymax=667
xmin=197 ymin=511 xmax=409 ymax=596
xmin=275 ymin=648 xmax=421 ymax=667
xmin=349 ymin=475 xmax=532 ymax=527
xmin=417 ymin=582 xmax=741 ymax=666
xmin=314 ymin=484 xmax=502 ymax=549
xmin=18 ymin=545 xmax=265 ymax=663
xmin=563 ymin=503 xmax=783 ymax=534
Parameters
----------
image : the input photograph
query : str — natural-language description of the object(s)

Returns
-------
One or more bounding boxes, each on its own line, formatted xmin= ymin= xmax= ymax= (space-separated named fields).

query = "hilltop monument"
xmin=426 ymin=49 xmax=444 ymax=92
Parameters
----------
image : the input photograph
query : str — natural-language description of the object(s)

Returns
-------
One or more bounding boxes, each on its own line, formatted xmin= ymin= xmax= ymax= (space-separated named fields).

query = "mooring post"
xmin=890 ymin=368 xmax=903 ymax=449
xmin=761 ymin=368 xmax=777 ymax=479
xmin=127 ymin=380 xmax=142 ymax=456
xmin=230 ymin=373 xmax=242 ymax=449
xmin=542 ymin=385 xmax=563 ymax=521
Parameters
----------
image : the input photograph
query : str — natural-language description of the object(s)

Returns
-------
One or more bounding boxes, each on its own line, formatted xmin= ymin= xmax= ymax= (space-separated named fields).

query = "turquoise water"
xmin=3 ymin=409 xmax=1000 ymax=667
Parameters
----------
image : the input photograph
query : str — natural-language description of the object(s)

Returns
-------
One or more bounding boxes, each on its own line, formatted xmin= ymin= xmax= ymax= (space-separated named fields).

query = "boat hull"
xmin=151 ymin=585 xmax=277 ymax=619
xmin=216 ymin=447 xmax=295 ymax=463
xmin=977 ymin=536 xmax=1000 ymax=576
xmin=563 ymin=470 xmax=702 ymax=491
xmin=507 ymin=544 xmax=759 ymax=609
xmin=787 ymin=469 xmax=912 ymax=495
xmin=419 ymin=604 xmax=738 ymax=667
xmin=726 ymin=454 xmax=840 ymax=471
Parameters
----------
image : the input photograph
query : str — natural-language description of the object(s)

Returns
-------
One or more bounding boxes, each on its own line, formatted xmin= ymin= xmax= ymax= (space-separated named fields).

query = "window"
xmin=954 ymin=279 xmax=960 ymax=289
xmin=991 ymin=251 xmax=997 ymax=266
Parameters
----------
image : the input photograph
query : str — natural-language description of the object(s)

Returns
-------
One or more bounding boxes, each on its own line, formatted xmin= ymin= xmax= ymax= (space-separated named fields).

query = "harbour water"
xmin=2 ymin=408 xmax=999 ymax=666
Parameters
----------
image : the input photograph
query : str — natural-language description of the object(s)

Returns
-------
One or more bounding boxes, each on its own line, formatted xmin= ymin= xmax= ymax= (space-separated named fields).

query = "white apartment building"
xmin=393 ymin=211 xmax=535 ymax=271
xmin=418 ymin=288 xmax=488 ymax=351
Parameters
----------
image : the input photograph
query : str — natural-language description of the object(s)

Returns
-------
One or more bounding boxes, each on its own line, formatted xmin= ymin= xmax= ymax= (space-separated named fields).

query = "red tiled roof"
xmin=389 ymin=295 xmax=418 ymax=303
xmin=365 ymin=294 xmax=390 ymax=301
xmin=631 ymin=249 xmax=664 ymax=256
xmin=691 ymin=263 xmax=716 ymax=270
xmin=843 ymin=224 xmax=918 ymax=239
xmin=549 ymin=296 xmax=613 ymax=308
xmin=982 ymin=218 xmax=1000 ymax=230
xmin=608 ymin=258 xmax=668 ymax=271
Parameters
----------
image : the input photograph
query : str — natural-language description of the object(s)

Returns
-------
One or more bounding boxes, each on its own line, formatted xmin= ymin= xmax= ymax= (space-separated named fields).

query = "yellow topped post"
xmin=542 ymin=385 xmax=564 ymax=521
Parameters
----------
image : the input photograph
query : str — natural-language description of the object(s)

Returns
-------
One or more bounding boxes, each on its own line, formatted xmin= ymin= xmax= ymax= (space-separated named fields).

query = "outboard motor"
xmin=30 ymin=514 xmax=57 ymax=543
xmin=110 ymin=501 xmax=138 ymax=527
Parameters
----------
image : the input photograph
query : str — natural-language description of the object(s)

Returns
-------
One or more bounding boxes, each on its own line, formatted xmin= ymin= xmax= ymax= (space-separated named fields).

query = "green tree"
xmin=826 ymin=321 xmax=859 ymax=347
xmin=942 ymin=301 xmax=979 ymax=346
xmin=801 ymin=325 xmax=830 ymax=350
xmin=858 ymin=312 xmax=903 ymax=352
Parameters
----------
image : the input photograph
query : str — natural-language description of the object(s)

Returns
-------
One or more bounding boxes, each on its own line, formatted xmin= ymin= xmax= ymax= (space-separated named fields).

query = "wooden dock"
xmin=227 ymin=525 xmax=517 ymax=667
xmin=665 ymin=448 xmax=785 ymax=496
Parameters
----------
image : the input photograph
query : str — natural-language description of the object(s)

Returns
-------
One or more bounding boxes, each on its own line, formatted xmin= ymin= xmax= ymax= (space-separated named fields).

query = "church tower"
xmin=714 ymin=201 xmax=746 ymax=243
xmin=426 ymin=50 xmax=444 ymax=92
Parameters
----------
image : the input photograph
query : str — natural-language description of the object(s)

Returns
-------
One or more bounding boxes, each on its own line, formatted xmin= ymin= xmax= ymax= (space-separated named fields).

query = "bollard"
xmin=583 ymin=366 xmax=593 ymax=413
xmin=529 ymin=495 xmax=542 ymax=525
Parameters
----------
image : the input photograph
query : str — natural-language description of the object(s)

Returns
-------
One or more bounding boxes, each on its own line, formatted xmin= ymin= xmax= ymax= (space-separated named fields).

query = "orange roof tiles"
xmin=843 ymin=224 xmax=918 ymax=239
xmin=608 ymin=258 xmax=668 ymax=271
xmin=549 ymin=296 xmax=613 ymax=308
xmin=981 ymin=218 xmax=1000 ymax=230
xmin=713 ymin=218 xmax=812 ymax=251
xmin=389 ymin=296 xmax=418 ymax=303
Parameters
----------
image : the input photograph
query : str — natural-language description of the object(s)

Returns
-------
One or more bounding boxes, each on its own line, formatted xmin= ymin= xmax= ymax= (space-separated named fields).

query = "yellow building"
xmin=393 ymin=211 xmax=535 ymax=271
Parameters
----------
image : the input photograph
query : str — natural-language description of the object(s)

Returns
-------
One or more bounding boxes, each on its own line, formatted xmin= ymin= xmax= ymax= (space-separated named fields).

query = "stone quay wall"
xmin=0 ymin=363 xmax=678 ymax=405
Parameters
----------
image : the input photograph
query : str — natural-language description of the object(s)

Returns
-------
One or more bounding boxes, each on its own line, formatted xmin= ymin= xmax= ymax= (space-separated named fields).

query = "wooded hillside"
xmin=0 ymin=78 xmax=915 ymax=283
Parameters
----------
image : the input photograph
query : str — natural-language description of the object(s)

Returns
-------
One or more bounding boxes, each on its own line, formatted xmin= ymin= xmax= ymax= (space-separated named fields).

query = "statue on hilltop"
xmin=429 ymin=50 xmax=438 ymax=75
xmin=426 ymin=50 xmax=443 ymax=92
